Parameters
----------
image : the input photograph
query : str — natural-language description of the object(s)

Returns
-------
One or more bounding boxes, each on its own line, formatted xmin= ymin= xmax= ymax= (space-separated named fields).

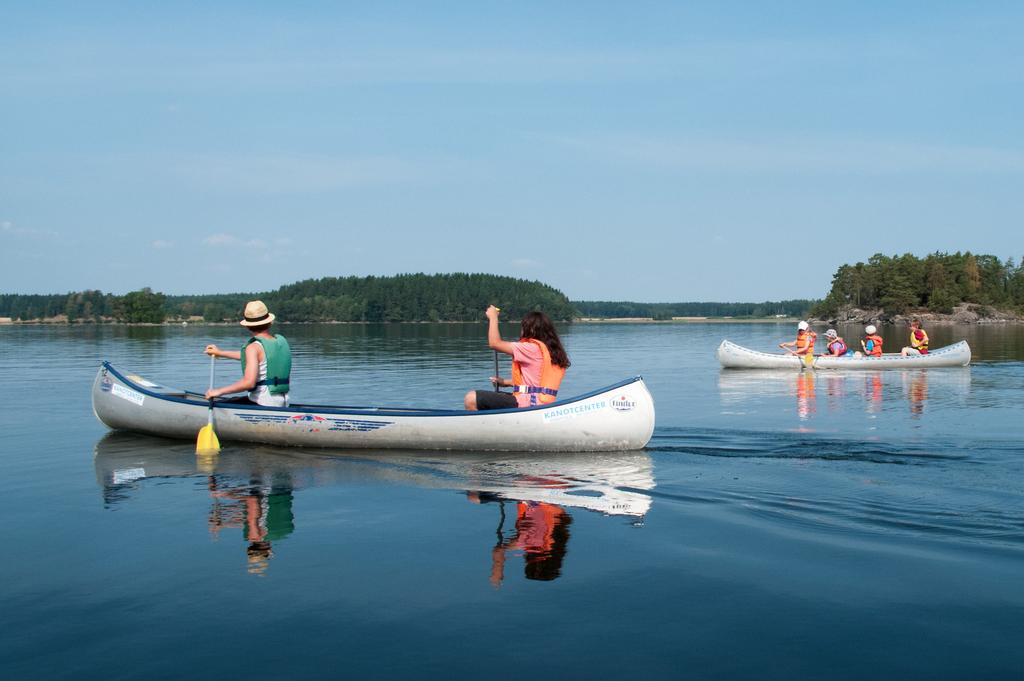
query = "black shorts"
xmin=474 ymin=390 xmax=518 ymax=411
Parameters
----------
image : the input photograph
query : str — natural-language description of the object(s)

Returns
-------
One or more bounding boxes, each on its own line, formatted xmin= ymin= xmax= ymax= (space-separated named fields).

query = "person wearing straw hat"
xmin=203 ymin=300 xmax=292 ymax=406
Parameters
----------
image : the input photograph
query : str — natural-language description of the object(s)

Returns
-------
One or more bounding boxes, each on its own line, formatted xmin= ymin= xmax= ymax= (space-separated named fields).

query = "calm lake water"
xmin=2 ymin=321 xmax=1022 ymax=680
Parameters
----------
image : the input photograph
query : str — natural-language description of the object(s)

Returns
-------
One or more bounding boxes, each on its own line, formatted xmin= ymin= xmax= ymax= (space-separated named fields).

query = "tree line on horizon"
xmin=1 ymin=273 xmax=818 ymax=323
xmin=9 ymin=254 xmax=1020 ymax=324
xmin=574 ymin=300 xmax=816 ymax=319
xmin=810 ymin=251 xmax=1024 ymax=318
xmin=0 ymin=274 xmax=576 ymax=323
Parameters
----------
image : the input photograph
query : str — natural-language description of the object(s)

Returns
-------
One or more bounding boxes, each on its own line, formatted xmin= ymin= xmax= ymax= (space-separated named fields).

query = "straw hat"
xmin=240 ymin=300 xmax=276 ymax=327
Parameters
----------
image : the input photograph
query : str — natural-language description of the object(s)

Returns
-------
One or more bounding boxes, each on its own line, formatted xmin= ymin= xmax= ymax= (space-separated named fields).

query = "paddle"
xmin=196 ymin=355 xmax=221 ymax=454
xmin=780 ymin=345 xmax=815 ymax=370
xmin=491 ymin=306 xmax=502 ymax=392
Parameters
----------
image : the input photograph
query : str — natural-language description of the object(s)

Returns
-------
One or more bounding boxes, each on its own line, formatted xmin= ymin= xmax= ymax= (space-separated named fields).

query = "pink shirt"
xmin=511 ymin=341 xmax=543 ymax=408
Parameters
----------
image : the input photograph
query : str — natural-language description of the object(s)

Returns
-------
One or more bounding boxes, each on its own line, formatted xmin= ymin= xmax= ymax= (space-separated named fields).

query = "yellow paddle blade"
xmin=802 ymin=353 xmax=814 ymax=368
xmin=196 ymin=423 xmax=220 ymax=455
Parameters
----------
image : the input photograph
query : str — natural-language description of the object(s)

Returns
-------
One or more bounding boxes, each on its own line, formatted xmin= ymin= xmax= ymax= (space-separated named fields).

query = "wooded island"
xmin=2 ymin=252 xmax=1022 ymax=324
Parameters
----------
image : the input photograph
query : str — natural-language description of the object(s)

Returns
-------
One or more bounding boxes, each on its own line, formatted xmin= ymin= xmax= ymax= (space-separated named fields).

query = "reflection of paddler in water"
xmin=795 ymin=370 xmax=816 ymax=420
xmin=905 ymin=371 xmax=928 ymax=416
xmin=468 ymin=492 xmax=572 ymax=587
xmin=865 ymin=372 xmax=884 ymax=414
xmin=207 ymin=474 xmax=295 ymax=575
xmin=823 ymin=373 xmax=845 ymax=412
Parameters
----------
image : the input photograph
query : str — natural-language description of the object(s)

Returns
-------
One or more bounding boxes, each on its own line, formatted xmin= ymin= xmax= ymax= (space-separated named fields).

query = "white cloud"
xmin=203 ymin=233 xmax=269 ymax=250
xmin=203 ymin=233 xmax=238 ymax=246
xmin=0 ymin=220 xmax=59 ymax=239
xmin=152 ymin=239 xmax=174 ymax=249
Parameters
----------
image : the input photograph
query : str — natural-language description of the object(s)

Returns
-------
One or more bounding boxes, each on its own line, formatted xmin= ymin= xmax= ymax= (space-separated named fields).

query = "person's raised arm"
xmin=485 ymin=305 xmax=517 ymax=356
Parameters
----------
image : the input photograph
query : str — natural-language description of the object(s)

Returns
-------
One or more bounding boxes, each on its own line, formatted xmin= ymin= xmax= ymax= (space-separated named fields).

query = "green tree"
xmin=115 ymin=288 xmax=167 ymax=323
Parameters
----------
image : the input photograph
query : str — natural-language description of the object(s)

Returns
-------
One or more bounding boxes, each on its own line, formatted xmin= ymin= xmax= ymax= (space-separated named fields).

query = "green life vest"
xmin=242 ymin=491 xmax=295 ymax=542
xmin=240 ymin=334 xmax=292 ymax=395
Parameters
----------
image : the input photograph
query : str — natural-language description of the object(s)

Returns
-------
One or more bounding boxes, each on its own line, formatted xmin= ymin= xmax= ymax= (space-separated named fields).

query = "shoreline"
xmin=4 ymin=315 xmax=1022 ymax=326
xmin=812 ymin=303 xmax=1024 ymax=326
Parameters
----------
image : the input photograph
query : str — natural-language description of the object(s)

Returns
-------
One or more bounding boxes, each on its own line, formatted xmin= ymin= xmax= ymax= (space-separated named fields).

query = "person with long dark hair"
xmin=464 ymin=305 xmax=570 ymax=410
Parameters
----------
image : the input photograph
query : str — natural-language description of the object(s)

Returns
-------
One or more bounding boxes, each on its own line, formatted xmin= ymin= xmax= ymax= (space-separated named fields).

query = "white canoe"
xmin=92 ymin=362 xmax=656 ymax=452
xmin=716 ymin=339 xmax=971 ymax=370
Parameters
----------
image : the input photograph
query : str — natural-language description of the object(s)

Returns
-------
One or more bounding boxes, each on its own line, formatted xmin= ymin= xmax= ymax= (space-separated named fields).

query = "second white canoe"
xmin=716 ymin=339 xmax=971 ymax=370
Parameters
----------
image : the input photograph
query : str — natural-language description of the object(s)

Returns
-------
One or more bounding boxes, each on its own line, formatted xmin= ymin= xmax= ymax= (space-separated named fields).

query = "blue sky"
xmin=2 ymin=1 xmax=1022 ymax=301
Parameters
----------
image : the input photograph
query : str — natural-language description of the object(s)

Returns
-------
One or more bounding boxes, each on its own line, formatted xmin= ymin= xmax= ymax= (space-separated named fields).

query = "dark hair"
xmin=247 ymin=322 xmax=272 ymax=333
xmin=247 ymin=541 xmax=272 ymax=559
xmin=519 ymin=312 xmax=570 ymax=369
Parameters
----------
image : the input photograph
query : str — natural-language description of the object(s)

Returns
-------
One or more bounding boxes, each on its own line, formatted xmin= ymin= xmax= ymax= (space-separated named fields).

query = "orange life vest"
xmin=863 ymin=334 xmax=884 ymax=356
xmin=513 ymin=501 xmax=565 ymax=554
xmin=511 ymin=338 xmax=565 ymax=405
xmin=795 ymin=330 xmax=817 ymax=355
xmin=910 ymin=328 xmax=929 ymax=353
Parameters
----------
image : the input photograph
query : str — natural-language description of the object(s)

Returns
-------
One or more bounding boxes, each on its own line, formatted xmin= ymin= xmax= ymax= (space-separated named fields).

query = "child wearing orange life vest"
xmin=464 ymin=306 xmax=571 ymax=411
xmin=860 ymin=324 xmax=884 ymax=357
xmin=779 ymin=321 xmax=817 ymax=355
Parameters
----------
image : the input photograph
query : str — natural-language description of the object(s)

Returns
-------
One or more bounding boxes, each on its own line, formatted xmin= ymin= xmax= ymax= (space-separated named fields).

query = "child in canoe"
xmin=779 ymin=321 xmax=817 ymax=356
xmin=859 ymin=325 xmax=884 ymax=357
xmin=901 ymin=319 xmax=930 ymax=356
xmin=821 ymin=329 xmax=850 ymax=356
xmin=464 ymin=305 xmax=570 ymax=410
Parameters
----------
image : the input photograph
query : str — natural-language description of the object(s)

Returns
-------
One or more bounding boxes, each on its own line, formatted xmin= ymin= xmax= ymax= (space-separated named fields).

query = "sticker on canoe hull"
xmin=611 ymin=395 xmax=637 ymax=411
xmin=542 ymin=400 xmax=607 ymax=423
xmin=327 ymin=418 xmax=393 ymax=432
xmin=111 ymin=383 xmax=145 ymax=406
xmin=236 ymin=412 xmax=393 ymax=432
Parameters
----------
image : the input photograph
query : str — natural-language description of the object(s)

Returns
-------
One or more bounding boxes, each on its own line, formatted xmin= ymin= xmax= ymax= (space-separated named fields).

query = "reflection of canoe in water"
xmin=716 ymin=340 xmax=971 ymax=370
xmin=93 ymin=362 xmax=656 ymax=452
xmin=93 ymin=432 xmax=655 ymax=517
xmin=377 ymin=452 xmax=655 ymax=517
xmin=718 ymin=367 xmax=971 ymax=405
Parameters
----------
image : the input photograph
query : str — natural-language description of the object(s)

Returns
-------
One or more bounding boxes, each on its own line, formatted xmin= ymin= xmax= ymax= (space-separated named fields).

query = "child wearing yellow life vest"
xmin=901 ymin=319 xmax=930 ymax=356
xmin=464 ymin=306 xmax=570 ymax=411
